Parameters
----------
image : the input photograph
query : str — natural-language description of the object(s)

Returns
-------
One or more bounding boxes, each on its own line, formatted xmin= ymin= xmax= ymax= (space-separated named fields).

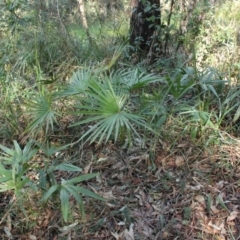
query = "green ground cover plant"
xmin=0 ymin=140 xmax=104 ymax=224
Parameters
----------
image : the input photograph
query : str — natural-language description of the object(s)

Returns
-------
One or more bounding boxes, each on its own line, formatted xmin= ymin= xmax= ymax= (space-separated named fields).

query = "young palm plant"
xmin=0 ymin=140 xmax=105 ymax=222
xmin=0 ymin=140 xmax=38 ymax=196
xmin=39 ymin=172 xmax=105 ymax=222
xmin=35 ymin=142 xmax=105 ymax=222
xmin=25 ymin=89 xmax=59 ymax=137
xmin=71 ymin=76 xmax=146 ymax=144
xmin=57 ymin=66 xmax=156 ymax=144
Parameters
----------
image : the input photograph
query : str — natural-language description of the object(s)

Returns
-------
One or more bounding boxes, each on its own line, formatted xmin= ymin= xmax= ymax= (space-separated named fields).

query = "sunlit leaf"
xmin=60 ymin=186 xmax=70 ymax=222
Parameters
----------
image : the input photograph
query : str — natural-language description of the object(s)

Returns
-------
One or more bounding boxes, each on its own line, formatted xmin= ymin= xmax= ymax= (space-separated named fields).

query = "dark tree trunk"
xmin=130 ymin=0 xmax=161 ymax=54
xmin=237 ymin=27 xmax=240 ymax=46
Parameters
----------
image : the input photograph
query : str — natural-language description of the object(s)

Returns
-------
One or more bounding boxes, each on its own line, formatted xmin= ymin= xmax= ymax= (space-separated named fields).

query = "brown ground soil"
xmin=0 ymin=138 xmax=240 ymax=240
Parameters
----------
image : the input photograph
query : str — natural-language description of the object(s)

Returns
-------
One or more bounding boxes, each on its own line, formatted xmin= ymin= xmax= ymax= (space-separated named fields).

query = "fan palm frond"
xmin=71 ymin=78 xmax=146 ymax=143
xmin=25 ymin=92 xmax=58 ymax=135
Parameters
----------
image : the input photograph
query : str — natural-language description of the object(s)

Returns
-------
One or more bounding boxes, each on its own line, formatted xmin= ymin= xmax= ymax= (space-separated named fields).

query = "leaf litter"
xmin=0 ymin=138 xmax=240 ymax=240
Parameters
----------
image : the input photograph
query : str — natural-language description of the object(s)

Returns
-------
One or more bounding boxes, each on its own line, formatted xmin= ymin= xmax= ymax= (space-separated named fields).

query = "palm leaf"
xmin=39 ymin=185 xmax=59 ymax=204
xmin=65 ymin=173 xmax=99 ymax=184
xmin=73 ymin=185 xmax=105 ymax=201
xmin=60 ymin=186 xmax=70 ymax=222
xmin=65 ymin=185 xmax=85 ymax=217
xmin=70 ymin=77 xmax=146 ymax=143
xmin=25 ymin=92 xmax=58 ymax=134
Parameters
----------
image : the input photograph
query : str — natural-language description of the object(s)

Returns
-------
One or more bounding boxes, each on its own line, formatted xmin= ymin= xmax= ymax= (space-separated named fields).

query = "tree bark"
xmin=78 ymin=0 xmax=92 ymax=43
xmin=130 ymin=0 xmax=161 ymax=53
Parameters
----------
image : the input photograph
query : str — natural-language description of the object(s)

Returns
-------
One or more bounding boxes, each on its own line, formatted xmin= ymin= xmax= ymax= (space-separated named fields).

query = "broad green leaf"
xmin=233 ymin=105 xmax=240 ymax=122
xmin=39 ymin=169 xmax=47 ymax=189
xmin=0 ymin=180 xmax=16 ymax=192
xmin=65 ymin=185 xmax=82 ymax=204
xmin=54 ymin=163 xmax=82 ymax=172
xmin=0 ymin=163 xmax=11 ymax=175
xmin=16 ymin=178 xmax=31 ymax=189
xmin=39 ymin=185 xmax=59 ymax=204
xmin=74 ymin=186 xmax=105 ymax=201
xmin=207 ymin=84 xmax=219 ymax=99
xmin=65 ymin=185 xmax=85 ymax=216
xmin=0 ymin=164 xmax=12 ymax=182
xmin=0 ymin=144 xmax=15 ymax=157
xmin=21 ymin=141 xmax=38 ymax=163
xmin=0 ymin=176 xmax=12 ymax=182
xmin=60 ymin=186 xmax=70 ymax=222
xmin=13 ymin=140 xmax=22 ymax=155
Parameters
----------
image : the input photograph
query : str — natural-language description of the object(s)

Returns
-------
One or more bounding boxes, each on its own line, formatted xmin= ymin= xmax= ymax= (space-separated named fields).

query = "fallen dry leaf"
xmin=216 ymin=180 xmax=224 ymax=189
xmin=194 ymin=195 xmax=205 ymax=204
xmin=84 ymin=162 xmax=92 ymax=174
xmin=29 ymin=235 xmax=37 ymax=240
xmin=208 ymin=221 xmax=221 ymax=231
xmin=99 ymin=190 xmax=116 ymax=199
xmin=111 ymin=223 xmax=135 ymax=240
xmin=175 ymin=156 xmax=185 ymax=167
xmin=227 ymin=211 xmax=239 ymax=222
xmin=211 ymin=205 xmax=220 ymax=214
